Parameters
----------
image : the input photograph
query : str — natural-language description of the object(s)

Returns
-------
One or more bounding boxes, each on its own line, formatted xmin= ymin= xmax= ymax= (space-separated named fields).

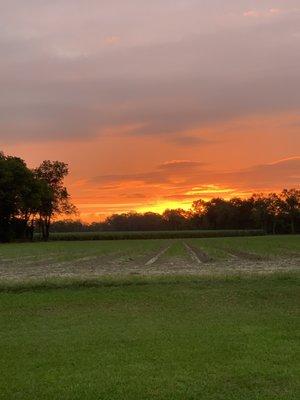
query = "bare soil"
xmin=0 ymin=242 xmax=299 ymax=281
xmin=184 ymin=242 xmax=212 ymax=263
xmin=225 ymin=249 xmax=267 ymax=262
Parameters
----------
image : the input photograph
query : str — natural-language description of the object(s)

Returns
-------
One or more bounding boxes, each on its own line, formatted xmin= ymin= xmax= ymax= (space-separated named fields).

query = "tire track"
xmin=183 ymin=242 xmax=202 ymax=265
xmin=145 ymin=244 xmax=171 ymax=266
xmin=225 ymin=249 xmax=266 ymax=261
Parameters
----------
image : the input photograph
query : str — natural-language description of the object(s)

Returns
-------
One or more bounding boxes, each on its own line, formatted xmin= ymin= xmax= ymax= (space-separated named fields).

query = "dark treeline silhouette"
xmin=52 ymin=189 xmax=300 ymax=235
xmin=1 ymin=152 xmax=299 ymax=242
xmin=0 ymin=152 xmax=76 ymax=242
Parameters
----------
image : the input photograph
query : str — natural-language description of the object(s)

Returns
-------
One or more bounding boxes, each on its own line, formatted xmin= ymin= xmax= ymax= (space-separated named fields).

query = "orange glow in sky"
xmin=3 ymin=113 xmax=299 ymax=222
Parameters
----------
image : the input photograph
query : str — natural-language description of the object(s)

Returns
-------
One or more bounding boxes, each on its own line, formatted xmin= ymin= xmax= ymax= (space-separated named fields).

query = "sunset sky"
xmin=1 ymin=1 xmax=300 ymax=221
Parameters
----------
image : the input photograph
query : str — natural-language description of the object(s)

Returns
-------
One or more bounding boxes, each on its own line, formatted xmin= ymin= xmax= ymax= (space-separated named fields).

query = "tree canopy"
xmin=0 ymin=152 xmax=76 ymax=242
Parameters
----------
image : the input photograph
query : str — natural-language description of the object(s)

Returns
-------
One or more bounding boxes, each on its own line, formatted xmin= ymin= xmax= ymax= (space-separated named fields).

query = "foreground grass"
xmin=0 ymin=274 xmax=299 ymax=399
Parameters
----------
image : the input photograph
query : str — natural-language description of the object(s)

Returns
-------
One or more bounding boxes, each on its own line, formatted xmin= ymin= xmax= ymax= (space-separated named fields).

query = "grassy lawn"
xmin=0 ymin=239 xmax=165 ymax=263
xmin=189 ymin=235 xmax=300 ymax=259
xmin=0 ymin=274 xmax=299 ymax=399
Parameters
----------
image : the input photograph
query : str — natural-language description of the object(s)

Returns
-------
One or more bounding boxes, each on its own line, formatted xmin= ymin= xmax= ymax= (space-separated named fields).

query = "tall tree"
xmin=251 ymin=194 xmax=271 ymax=232
xmin=0 ymin=152 xmax=37 ymax=241
xmin=280 ymin=189 xmax=300 ymax=234
xmin=265 ymin=193 xmax=284 ymax=234
xmin=34 ymin=161 xmax=76 ymax=240
xmin=162 ymin=209 xmax=189 ymax=230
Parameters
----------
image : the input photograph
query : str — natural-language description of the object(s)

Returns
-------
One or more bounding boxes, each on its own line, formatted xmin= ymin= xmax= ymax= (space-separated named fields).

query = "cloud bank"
xmin=0 ymin=1 xmax=299 ymax=143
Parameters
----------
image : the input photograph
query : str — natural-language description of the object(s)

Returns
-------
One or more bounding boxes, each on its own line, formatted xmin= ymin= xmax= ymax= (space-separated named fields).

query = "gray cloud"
xmin=0 ymin=1 xmax=300 ymax=143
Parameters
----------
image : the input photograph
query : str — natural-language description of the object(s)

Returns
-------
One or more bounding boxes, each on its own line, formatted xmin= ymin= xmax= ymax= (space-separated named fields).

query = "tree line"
xmin=0 ymin=151 xmax=299 ymax=242
xmin=53 ymin=189 xmax=300 ymax=234
xmin=0 ymin=152 xmax=75 ymax=242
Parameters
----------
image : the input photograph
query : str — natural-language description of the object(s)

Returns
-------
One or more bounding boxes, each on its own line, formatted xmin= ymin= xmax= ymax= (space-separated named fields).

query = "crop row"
xmin=34 ymin=229 xmax=264 ymax=241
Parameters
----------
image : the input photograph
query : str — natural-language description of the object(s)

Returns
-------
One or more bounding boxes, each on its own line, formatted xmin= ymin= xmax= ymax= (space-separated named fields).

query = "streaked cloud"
xmin=243 ymin=10 xmax=262 ymax=17
xmin=91 ymin=156 xmax=300 ymax=194
xmin=157 ymin=160 xmax=204 ymax=170
xmin=243 ymin=8 xmax=282 ymax=18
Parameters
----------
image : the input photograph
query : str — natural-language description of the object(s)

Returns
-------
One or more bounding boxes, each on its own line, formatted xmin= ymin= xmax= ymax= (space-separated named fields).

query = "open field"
xmin=0 ymin=274 xmax=299 ymax=399
xmin=0 ymin=236 xmax=299 ymax=399
xmin=0 ymin=235 xmax=299 ymax=281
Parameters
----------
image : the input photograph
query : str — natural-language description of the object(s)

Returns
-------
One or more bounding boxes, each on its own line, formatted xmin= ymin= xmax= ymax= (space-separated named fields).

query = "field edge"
xmin=0 ymin=271 xmax=299 ymax=293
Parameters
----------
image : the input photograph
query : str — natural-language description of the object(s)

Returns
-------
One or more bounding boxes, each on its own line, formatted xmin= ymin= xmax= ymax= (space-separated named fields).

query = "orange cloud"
xmin=104 ymin=36 xmax=121 ymax=45
xmin=243 ymin=8 xmax=285 ymax=18
xmin=243 ymin=10 xmax=261 ymax=17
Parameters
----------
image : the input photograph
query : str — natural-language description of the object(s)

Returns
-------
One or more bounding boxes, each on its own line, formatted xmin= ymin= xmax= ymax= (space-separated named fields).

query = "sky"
xmin=1 ymin=0 xmax=299 ymax=221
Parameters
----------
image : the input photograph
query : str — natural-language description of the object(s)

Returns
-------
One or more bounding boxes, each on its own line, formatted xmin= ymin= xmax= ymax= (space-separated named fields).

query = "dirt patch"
xmin=0 ymin=244 xmax=299 ymax=281
xmin=142 ymin=257 xmax=201 ymax=275
xmin=184 ymin=243 xmax=212 ymax=263
xmin=285 ymin=252 xmax=300 ymax=258
xmin=183 ymin=243 xmax=202 ymax=264
xmin=225 ymin=249 xmax=267 ymax=262
xmin=145 ymin=244 xmax=171 ymax=266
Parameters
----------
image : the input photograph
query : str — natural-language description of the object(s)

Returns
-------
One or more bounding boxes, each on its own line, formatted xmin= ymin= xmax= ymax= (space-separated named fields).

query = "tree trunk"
xmin=28 ymin=220 xmax=34 ymax=241
xmin=40 ymin=219 xmax=47 ymax=241
xmin=44 ymin=217 xmax=51 ymax=241
xmin=291 ymin=218 xmax=295 ymax=234
xmin=272 ymin=220 xmax=276 ymax=235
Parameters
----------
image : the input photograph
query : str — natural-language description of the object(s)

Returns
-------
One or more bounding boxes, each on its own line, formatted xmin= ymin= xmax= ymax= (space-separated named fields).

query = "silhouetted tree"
xmin=251 ymin=194 xmax=271 ymax=232
xmin=34 ymin=161 xmax=77 ymax=240
xmin=264 ymin=193 xmax=284 ymax=234
xmin=280 ymin=189 xmax=300 ymax=234
xmin=162 ymin=209 xmax=189 ymax=230
xmin=0 ymin=152 xmax=39 ymax=241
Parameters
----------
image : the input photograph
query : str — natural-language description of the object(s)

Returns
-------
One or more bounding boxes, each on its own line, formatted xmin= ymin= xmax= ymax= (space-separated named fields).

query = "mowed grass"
xmin=188 ymin=235 xmax=300 ymax=259
xmin=0 ymin=239 xmax=166 ymax=264
xmin=0 ymin=274 xmax=299 ymax=399
xmin=0 ymin=235 xmax=299 ymax=264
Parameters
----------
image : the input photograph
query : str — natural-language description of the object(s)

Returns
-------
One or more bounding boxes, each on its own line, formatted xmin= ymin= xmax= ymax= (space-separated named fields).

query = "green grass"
xmin=0 ymin=274 xmax=299 ymax=399
xmin=1 ymin=235 xmax=298 ymax=265
xmin=0 ymin=236 xmax=298 ymax=398
xmin=163 ymin=240 xmax=187 ymax=257
xmin=0 ymin=239 xmax=165 ymax=264
xmin=189 ymin=235 xmax=300 ymax=259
